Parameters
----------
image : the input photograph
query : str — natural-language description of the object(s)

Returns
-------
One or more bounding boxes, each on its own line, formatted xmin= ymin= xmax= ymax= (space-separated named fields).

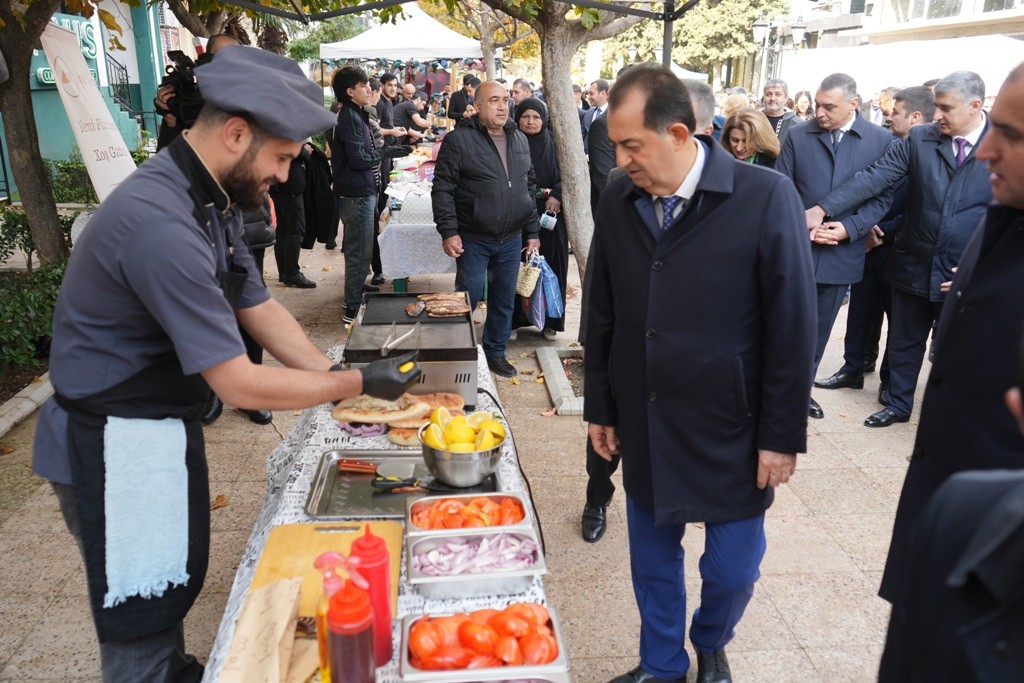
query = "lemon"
xmin=449 ymin=414 xmax=468 ymax=428
xmin=422 ymin=423 xmax=447 ymax=450
xmin=430 ymin=406 xmax=452 ymax=429
xmin=478 ymin=419 xmax=506 ymax=440
xmin=446 ymin=442 xmax=477 ymax=453
xmin=444 ymin=421 xmax=476 ymax=445
xmin=474 ymin=429 xmax=497 ymax=451
xmin=466 ymin=410 xmax=493 ymax=429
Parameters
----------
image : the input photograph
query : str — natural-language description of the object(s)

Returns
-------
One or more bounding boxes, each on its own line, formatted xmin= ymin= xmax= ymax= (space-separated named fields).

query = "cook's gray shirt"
xmin=33 ymin=139 xmax=271 ymax=484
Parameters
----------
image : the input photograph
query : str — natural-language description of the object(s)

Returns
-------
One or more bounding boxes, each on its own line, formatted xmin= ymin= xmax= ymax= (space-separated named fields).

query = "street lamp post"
xmin=752 ymin=15 xmax=769 ymax=95
xmin=627 ymin=43 xmax=638 ymax=63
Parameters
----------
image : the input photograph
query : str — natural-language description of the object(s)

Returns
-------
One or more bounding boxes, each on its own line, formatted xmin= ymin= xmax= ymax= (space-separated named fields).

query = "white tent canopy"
xmin=319 ymin=5 xmax=482 ymax=61
xmin=670 ymin=62 xmax=708 ymax=82
xmin=780 ymin=35 xmax=1024 ymax=99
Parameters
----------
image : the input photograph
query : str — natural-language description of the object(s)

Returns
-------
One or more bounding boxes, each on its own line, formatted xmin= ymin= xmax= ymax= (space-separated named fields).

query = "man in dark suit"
xmin=588 ymin=109 xmax=615 ymax=214
xmin=776 ymin=72 xmax=894 ymax=420
xmin=814 ymin=86 xmax=935 ymax=407
xmin=446 ymin=74 xmax=479 ymax=122
xmin=807 ymin=71 xmax=992 ymax=427
xmin=877 ymin=63 xmax=1024 ymax=604
xmin=582 ymin=78 xmax=609 ymax=153
xmin=586 ymin=64 xmax=816 ymax=683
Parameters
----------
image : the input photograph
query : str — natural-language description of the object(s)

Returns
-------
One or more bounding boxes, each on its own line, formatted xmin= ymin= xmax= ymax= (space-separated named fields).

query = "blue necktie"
xmin=831 ymin=129 xmax=844 ymax=150
xmin=661 ymin=195 xmax=682 ymax=229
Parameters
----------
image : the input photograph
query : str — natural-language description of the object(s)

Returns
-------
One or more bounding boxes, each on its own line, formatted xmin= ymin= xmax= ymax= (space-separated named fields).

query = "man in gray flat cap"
xmin=32 ymin=45 xmax=422 ymax=683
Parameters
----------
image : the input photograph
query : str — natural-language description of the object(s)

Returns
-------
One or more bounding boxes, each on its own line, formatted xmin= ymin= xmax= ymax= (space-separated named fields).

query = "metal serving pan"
xmin=406 ymin=527 xmax=547 ymax=600
xmin=399 ymin=607 xmax=570 ymax=682
xmin=406 ymin=492 xmax=533 ymax=537
xmin=305 ymin=449 xmax=430 ymax=519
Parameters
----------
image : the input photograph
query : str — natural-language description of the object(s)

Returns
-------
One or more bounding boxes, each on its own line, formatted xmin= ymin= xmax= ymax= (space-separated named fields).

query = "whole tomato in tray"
xmin=407 ymin=602 xmax=559 ymax=671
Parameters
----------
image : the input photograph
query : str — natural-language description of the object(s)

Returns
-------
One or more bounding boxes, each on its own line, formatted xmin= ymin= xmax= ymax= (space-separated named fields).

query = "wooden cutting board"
xmin=249 ymin=521 xmax=403 ymax=618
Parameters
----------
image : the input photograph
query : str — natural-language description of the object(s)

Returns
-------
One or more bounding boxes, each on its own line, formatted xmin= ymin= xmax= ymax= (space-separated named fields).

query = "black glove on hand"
xmin=360 ymin=351 xmax=421 ymax=401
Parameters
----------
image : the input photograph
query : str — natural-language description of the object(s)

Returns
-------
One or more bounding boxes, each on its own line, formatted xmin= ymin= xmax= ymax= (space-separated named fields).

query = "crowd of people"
xmin=28 ymin=30 xmax=1024 ymax=683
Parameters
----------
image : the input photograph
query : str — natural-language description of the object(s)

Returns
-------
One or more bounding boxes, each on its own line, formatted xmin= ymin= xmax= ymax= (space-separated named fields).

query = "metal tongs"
xmin=380 ymin=321 xmax=421 ymax=357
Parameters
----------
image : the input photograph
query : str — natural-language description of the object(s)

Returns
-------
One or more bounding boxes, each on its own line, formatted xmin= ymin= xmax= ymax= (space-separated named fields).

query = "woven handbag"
xmin=516 ymin=251 xmax=543 ymax=297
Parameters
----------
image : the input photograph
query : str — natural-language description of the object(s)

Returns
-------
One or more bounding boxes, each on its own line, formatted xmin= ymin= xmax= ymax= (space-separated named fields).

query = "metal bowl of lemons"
xmin=418 ymin=409 xmax=506 ymax=487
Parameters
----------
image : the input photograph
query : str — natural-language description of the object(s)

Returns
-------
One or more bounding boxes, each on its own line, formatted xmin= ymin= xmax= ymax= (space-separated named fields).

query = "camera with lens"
xmin=158 ymin=50 xmax=212 ymax=128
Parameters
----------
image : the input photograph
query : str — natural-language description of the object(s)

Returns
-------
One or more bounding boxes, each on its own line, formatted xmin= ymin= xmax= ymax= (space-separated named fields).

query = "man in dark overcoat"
xmin=878 ymin=63 xmax=1024 ymax=604
xmin=585 ymin=64 xmax=816 ymax=683
xmin=775 ymin=73 xmax=895 ymax=420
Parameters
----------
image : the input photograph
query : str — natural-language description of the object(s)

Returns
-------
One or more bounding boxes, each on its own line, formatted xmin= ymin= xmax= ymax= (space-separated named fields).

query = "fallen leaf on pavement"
xmin=519 ymin=353 xmax=529 ymax=359
xmin=521 ymin=369 xmax=535 ymax=375
xmin=0 ymin=445 xmax=15 ymax=456
xmin=210 ymin=494 xmax=230 ymax=511
xmin=508 ymin=377 xmax=520 ymax=385
xmin=32 ymin=377 xmax=44 ymax=383
xmin=540 ymin=407 xmax=557 ymax=417
xmin=535 ymin=377 xmax=545 ymax=384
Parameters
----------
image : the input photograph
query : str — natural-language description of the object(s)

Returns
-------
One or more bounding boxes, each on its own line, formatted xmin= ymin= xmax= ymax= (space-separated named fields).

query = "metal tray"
xmin=406 ymin=528 xmax=547 ymax=600
xmin=400 ymin=607 xmax=569 ymax=682
xmin=406 ymin=492 xmax=533 ymax=536
xmin=305 ymin=450 xmax=431 ymax=519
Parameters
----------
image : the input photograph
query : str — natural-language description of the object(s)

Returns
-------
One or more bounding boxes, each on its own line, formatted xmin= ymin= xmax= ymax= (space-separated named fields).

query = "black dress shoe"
xmin=201 ymin=394 xmax=223 ymax=426
xmin=608 ymin=665 xmax=684 ymax=683
xmin=694 ymin=648 xmax=732 ymax=683
xmin=325 ymin=241 xmax=337 ymax=250
xmin=371 ymin=273 xmax=385 ymax=285
xmin=362 ymin=284 xmax=380 ymax=293
xmin=813 ymin=370 xmax=864 ymax=390
xmin=582 ymin=504 xmax=608 ymax=543
xmin=281 ymin=273 xmax=316 ymax=288
xmin=865 ymin=360 xmax=877 ymax=373
xmin=244 ymin=409 xmax=273 ymax=425
xmin=486 ymin=355 xmax=517 ymax=378
xmin=864 ymin=408 xmax=909 ymax=428
xmin=809 ymin=397 xmax=824 ymax=419
xmin=878 ymin=383 xmax=890 ymax=406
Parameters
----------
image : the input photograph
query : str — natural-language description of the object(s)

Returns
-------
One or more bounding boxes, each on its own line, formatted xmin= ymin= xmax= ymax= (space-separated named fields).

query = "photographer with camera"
xmin=154 ymin=34 xmax=240 ymax=151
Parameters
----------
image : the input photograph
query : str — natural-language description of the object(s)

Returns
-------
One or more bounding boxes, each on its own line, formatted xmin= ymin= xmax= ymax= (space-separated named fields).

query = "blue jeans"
xmin=339 ymin=195 xmax=377 ymax=311
xmin=455 ymin=235 xmax=520 ymax=358
xmin=626 ymin=496 xmax=766 ymax=679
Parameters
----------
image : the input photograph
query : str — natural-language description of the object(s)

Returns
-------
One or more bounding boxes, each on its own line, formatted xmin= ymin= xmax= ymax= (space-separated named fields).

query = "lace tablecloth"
xmin=202 ymin=349 xmax=546 ymax=682
xmin=377 ymin=220 xmax=455 ymax=281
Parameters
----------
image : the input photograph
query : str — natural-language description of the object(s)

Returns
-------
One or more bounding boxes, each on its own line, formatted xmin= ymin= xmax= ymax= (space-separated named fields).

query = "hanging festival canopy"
xmin=319 ymin=4 xmax=482 ymax=62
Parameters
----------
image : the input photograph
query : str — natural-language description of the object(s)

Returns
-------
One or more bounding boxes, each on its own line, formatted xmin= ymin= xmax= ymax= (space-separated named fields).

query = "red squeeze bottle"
xmin=326 ymin=579 xmax=375 ymax=683
xmin=348 ymin=525 xmax=393 ymax=666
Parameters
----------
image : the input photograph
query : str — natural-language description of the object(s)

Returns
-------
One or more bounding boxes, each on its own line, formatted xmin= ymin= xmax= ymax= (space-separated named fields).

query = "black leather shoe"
xmin=813 ymin=370 xmax=864 ymax=390
xmin=282 ymin=273 xmax=317 ymax=288
xmin=244 ymin=409 xmax=273 ymax=425
xmin=486 ymin=355 xmax=517 ymax=378
xmin=371 ymin=273 xmax=385 ymax=285
xmin=865 ymin=360 xmax=877 ymax=373
xmin=201 ymin=394 xmax=223 ymax=426
xmin=582 ymin=504 xmax=608 ymax=543
xmin=809 ymin=397 xmax=824 ymax=419
xmin=694 ymin=648 xmax=732 ymax=683
xmin=325 ymin=241 xmax=337 ymax=250
xmin=362 ymin=284 xmax=380 ymax=293
xmin=878 ymin=383 xmax=890 ymax=406
xmin=864 ymin=408 xmax=909 ymax=428
xmin=608 ymin=665 xmax=684 ymax=683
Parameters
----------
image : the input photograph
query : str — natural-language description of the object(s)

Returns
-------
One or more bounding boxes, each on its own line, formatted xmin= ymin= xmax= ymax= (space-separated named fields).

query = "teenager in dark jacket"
xmin=431 ymin=81 xmax=540 ymax=377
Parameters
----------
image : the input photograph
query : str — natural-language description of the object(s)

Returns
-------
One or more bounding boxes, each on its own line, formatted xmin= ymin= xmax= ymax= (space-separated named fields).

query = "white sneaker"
xmin=508 ymin=329 xmax=518 ymax=342
xmin=542 ymin=328 xmax=556 ymax=341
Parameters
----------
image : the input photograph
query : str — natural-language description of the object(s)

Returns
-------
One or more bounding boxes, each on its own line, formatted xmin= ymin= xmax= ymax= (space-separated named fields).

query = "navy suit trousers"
xmin=841 ymin=248 xmax=892 ymax=383
xmin=626 ymin=496 xmax=765 ymax=679
xmin=886 ymin=289 xmax=944 ymax=418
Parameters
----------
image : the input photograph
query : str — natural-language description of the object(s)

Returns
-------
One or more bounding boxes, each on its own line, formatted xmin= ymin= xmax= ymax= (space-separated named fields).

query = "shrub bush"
xmin=0 ymin=208 xmax=74 ymax=271
xmin=0 ymin=261 xmax=67 ymax=367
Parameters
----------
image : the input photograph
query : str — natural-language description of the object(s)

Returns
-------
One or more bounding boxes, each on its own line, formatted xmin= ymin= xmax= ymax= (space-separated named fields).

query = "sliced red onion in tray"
xmin=413 ymin=533 xmax=539 ymax=576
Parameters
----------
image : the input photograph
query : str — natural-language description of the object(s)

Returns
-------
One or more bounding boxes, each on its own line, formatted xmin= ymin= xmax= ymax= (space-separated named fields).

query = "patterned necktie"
xmin=661 ymin=195 xmax=683 ymax=229
xmin=831 ymin=129 xmax=844 ymax=150
xmin=955 ymin=137 xmax=969 ymax=168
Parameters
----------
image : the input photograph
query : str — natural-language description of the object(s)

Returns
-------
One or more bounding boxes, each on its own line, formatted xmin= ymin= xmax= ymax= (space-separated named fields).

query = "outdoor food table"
xmin=378 ymin=180 xmax=456 ymax=286
xmin=201 ymin=348 xmax=555 ymax=682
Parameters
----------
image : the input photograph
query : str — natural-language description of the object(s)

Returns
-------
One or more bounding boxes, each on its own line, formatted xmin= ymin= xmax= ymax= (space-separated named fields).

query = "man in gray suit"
xmin=776 ymin=73 xmax=894 ymax=420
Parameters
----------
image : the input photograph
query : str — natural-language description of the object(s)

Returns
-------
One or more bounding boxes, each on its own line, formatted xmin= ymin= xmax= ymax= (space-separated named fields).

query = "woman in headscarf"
xmin=721 ymin=108 xmax=781 ymax=168
xmin=511 ymin=96 xmax=567 ymax=341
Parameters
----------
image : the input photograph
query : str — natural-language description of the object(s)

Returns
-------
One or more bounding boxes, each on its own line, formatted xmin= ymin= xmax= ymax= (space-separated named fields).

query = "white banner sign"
xmin=40 ymin=23 xmax=136 ymax=203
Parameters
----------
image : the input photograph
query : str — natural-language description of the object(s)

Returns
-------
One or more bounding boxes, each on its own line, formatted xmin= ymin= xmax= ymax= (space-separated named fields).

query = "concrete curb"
xmin=0 ymin=373 xmax=52 ymax=439
xmin=536 ymin=346 xmax=584 ymax=416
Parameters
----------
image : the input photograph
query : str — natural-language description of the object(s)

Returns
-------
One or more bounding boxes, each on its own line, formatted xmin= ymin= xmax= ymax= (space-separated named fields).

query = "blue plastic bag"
xmin=525 ymin=287 xmax=546 ymax=330
xmin=538 ymin=256 xmax=564 ymax=319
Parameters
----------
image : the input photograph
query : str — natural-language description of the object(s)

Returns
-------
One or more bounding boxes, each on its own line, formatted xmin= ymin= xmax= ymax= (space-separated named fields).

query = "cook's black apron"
xmin=56 ymin=138 xmax=250 ymax=642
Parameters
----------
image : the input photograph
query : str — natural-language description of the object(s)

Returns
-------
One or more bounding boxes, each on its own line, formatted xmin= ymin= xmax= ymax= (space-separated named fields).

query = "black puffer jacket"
xmin=431 ymin=117 xmax=540 ymax=243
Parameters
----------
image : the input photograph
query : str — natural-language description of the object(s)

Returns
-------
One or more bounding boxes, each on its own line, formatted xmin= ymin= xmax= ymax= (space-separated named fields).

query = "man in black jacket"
xmin=432 ymin=80 xmax=540 ymax=377
xmin=447 ymin=74 xmax=479 ymax=122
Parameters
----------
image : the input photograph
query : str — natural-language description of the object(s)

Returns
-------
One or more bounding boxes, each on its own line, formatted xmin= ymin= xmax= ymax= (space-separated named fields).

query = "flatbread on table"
xmin=386 ymin=427 xmax=422 ymax=447
xmin=386 ymin=392 xmax=464 ymax=428
xmin=331 ymin=393 xmax=430 ymax=424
